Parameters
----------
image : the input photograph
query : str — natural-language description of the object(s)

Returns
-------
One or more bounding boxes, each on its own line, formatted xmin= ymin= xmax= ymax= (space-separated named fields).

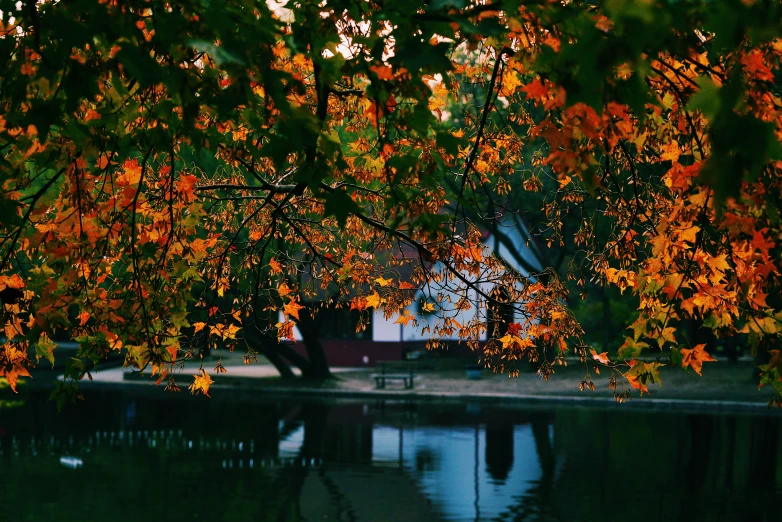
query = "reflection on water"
xmin=0 ymin=390 xmax=780 ymax=521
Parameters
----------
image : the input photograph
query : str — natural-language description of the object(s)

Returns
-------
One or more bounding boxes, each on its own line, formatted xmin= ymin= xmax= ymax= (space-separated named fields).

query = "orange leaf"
xmin=176 ymin=174 xmax=198 ymax=202
xmin=284 ymin=299 xmax=304 ymax=321
xmin=119 ymin=159 xmax=142 ymax=186
xmin=625 ymin=375 xmax=649 ymax=395
xmin=751 ymin=229 xmax=775 ymax=257
xmin=268 ymin=258 xmax=282 ymax=274
xmin=350 ymin=296 xmax=367 ymax=312
xmin=680 ymin=343 xmax=717 ymax=376
xmin=276 ymin=320 xmax=295 ymax=341
xmin=96 ymin=154 xmax=110 ymax=170
xmin=590 ymin=349 xmax=610 ymax=365
xmin=521 ymin=79 xmax=547 ymax=100
xmin=370 ymin=64 xmax=395 ymax=81
xmin=0 ymin=274 xmax=25 ymax=291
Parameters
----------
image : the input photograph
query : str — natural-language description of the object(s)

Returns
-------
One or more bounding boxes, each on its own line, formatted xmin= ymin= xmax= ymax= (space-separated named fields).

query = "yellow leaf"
xmin=499 ymin=334 xmax=533 ymax=350
xmin=499 ymin=69 xmax=522 ymax=97
xmin=678 ymin=225 xmax=700 ymax=245
xmin=189 ymin=369 xmax=214 ymax=397
xmin=224 ymin=324 xmax=240 ymax=340
xmin=0 ymin=344 xmax=31 ymax=393
xmin=660 ymin=141 xmax=680 ymax=163
xmin=422 ymin=302 xmax=436 ymax=313
xmin=657 ymin=326 xmax=676 ymax=348
xmin=193 ymin=322 xmax=206 ymax=333
xmin=374 ymin=276 xmax=393 ymax=287
xmin=365 ymin=291 xmax=383 ymax=309
xmin=208 ymin=323 xmax=240 ymax=340
xmin=708 ymin=254 xmax=731 ymax=284
xmin=394 ymin=312 xmax=416 ymax=327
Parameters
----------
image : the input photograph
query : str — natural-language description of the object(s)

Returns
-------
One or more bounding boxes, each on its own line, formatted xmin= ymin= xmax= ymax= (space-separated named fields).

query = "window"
xmin=316 ymin=305 xmax=372 ymax=341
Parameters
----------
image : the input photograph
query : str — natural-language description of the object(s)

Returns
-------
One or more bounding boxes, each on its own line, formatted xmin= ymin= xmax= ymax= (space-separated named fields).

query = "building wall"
xmin=289 ymin=340 xmax=408 ymax=367
xmin=371 ymin=309 xmax=401 ymax=342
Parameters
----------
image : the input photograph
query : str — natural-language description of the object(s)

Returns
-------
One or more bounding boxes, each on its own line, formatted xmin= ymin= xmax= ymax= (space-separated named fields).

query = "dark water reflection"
xmin=1 ymin=390 xmax=781 ymax=521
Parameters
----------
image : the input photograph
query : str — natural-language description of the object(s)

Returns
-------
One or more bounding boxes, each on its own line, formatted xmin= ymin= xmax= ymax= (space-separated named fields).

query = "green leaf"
xmin=687 ymin=77 xmax=721 ymax=119
xmin=393 ymin=41 xmax=453 ymax=75
xmin=0 ymin=198 xmax=20 ymax=228
xmin=618 ymin=337 xmax=649 ymax=359
xmin=670 ymin=347 xmax=683 ymax=367
xmin=323 ymin=190 xmax=360 ymax=227
xmin=436 ymin=130 xmax=462 ymax=156
xmin=115 ymin=45 xmax=162 ymax=87
xmin=189 ymin=40 xmax=246 ymax=66
xmin=35 ymin=333 xmax=58 ymax=368
xmin=625 ymin=361 xmax=665 ymax=388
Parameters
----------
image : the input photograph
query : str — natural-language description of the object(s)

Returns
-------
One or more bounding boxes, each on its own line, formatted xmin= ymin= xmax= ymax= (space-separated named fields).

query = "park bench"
xmin=370 ymin=360 xmax=417 ymax=389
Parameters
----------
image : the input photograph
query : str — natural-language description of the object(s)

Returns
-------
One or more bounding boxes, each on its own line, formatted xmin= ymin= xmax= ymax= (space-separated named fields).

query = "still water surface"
xmin=1 ymin=389 xmax=781 ymax=521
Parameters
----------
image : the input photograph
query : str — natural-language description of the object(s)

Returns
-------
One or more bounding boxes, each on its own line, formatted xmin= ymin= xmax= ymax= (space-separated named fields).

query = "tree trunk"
xmin=245 ymin=305 xmax=333 ymax=380
xmin=263 ymin=349 xmax=297 ymax=380
xmin=296 ymin=310 xmax=333 ymax=380
xmin=246 ymin=333 xmax=314 ymax=379
xmin=601 ymin=286 xmax=611 ymax=351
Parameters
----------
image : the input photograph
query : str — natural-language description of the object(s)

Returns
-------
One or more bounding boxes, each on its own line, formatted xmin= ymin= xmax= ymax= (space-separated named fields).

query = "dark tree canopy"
xmin=0 ymin=0 xmax=781 ymax=403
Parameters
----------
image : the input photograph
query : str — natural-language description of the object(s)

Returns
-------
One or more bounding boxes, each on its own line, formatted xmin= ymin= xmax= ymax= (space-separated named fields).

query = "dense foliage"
xmin=1 ymin=0 xmax=780 ymax=403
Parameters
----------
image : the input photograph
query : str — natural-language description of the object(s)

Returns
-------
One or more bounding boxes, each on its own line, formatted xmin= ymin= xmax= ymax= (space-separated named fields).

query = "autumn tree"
xmin=0 ymin=0 xmax=781 ymax=404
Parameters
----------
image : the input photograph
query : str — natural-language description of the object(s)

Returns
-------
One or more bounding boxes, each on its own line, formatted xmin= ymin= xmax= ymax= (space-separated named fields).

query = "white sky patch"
xmin=261 ymin=1 xmax=452 ymax=122
xmin=266 ymin=0 xmax=294 ymax=22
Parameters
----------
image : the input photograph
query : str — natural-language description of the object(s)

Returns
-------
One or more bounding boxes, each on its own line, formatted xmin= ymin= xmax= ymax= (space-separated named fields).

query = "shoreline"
xmin=36 ymin=372 xmax=780 ymax=417
xmin=17 ymin=356 xmax=781 ymax=416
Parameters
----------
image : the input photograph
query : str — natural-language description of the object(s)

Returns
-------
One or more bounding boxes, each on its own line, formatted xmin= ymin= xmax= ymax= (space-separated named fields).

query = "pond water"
xmin=1 ymin=389 xmax=781 ymax=522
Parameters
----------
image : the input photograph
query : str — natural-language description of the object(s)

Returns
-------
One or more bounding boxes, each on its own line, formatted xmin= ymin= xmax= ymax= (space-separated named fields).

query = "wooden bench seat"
xmin=370 ymin=361 xmax=416 ymax=389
